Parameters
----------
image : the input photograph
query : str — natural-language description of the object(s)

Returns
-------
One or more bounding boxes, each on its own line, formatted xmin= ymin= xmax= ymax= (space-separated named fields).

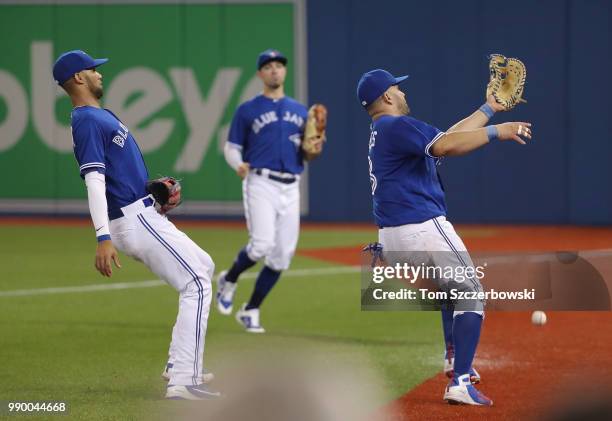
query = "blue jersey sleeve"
xmin=392 ymin=117 xmax=445 ymax=158
xmin=227 ymin=104 xmax=249 ymax=148
xmin=72 ymin=116 xmax=107 ymax=177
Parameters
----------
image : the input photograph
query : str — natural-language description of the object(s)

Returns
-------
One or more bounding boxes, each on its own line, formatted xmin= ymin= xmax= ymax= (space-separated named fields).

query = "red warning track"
xmin=295 ymin=226 xmax=612 ymax=420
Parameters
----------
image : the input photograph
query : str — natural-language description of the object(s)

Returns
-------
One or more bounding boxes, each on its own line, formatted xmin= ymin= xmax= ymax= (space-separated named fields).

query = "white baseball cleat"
xmin=215 ymin=270 xmax=237 ymax=315
xmin=443 ymin=374 xmax=493 ymax=406
xmin=235 ymin=303 xmax=265 ymax=333
xmin=165 ymin=384 xmax=222 ymax=400
xmin=444 ymin=346 xmax=481 ymax=384
xmin=161 ymin=363 xmax=215 ymax=384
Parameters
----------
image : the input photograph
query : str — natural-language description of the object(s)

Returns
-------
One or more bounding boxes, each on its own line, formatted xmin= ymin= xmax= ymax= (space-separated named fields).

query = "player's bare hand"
xmin=95 ymin=240 xmax=121 ymax=277
xmin=237 ymin=162 xmax=250 ymax=179
xmin=486 ymin=95 xmax=506 ymax=112
xmin=495 ymin=122 xmax=532 ymax=145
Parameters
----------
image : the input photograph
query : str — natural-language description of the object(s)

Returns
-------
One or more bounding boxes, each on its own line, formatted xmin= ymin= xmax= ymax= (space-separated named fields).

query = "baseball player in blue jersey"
xmin=53 ymin=50 xmax=219 ymax=400
xmin=215 ymin=49 xmax=323 ymax=332
xmin=357 ymin=69 xmax=531 ymax=406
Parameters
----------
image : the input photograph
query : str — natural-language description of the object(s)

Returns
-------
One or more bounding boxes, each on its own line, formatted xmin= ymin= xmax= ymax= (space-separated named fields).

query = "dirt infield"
xmin=383 ymin=311 xmax=612 ymax=420
xmin=298 ymin=226 xmax=612 ymax=262
xmin=297 ymin=226 xmax=612 ymax=420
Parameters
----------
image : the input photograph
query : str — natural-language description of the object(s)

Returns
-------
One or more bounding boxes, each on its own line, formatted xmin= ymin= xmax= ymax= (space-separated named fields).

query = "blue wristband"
xmin=97 ymin=234 xmax=111 ymax=242
xmin=485 ymin=125 xmax=499 ymax=141
xmin=479 ymin=103 xmax=495 ymax=119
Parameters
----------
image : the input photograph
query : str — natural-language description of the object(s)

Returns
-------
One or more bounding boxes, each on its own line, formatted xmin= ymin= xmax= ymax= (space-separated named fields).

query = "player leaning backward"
xmin=357 ymin=69 xmax=531 ymax=406
xmin=216 ymin=50 xmax=324 ymax=332
xmin=53 ymin=50 xmax=219 ymax=400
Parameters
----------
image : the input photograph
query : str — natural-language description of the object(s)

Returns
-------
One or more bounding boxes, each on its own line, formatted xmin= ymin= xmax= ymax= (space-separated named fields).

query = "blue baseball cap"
xmin=52 ymin=50 xmax=109 ymax=85
xmin=257 ymin=49 xmax=287 ymax=70
xmin=356 ymin=69 xmax=409 ymax=108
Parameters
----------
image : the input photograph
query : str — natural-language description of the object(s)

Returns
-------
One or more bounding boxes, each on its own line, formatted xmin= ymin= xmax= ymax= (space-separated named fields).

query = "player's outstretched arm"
xmin=447 ymin=96 xmax=506 ymax=133
xmin=431 ymin=122 xmax=532 ymax=157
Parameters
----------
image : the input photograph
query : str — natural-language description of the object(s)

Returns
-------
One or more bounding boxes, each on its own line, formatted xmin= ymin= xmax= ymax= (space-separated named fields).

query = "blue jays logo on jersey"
xmin=252 ymin=111 xmax=279 ymax=134
xmin=282 ymin=111 xmax=304 ymax=127
xmin=251 ymin=110 xmax=304 ymax=134
xmin=112 ymin=121 xmax=129 ymax=148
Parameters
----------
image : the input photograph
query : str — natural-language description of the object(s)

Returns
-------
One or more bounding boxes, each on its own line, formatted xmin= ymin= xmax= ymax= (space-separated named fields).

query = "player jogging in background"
xmin=216 ymin=49 xmax=324 ymax=333
xmin=53 ymin=50 xmax=219 ymax=400
xmin=357 ymin=68 xmax=531 ymax=406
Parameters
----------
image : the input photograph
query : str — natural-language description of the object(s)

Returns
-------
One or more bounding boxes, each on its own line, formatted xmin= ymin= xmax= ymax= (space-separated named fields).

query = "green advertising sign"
xmin=0 ymin=0 xmax=306 ymax=214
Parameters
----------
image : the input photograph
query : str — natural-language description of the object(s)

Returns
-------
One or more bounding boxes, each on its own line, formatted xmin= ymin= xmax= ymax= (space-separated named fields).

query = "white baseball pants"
xmin=242 ymin=171 xmax=300 ymax=271
xmin=110 ymin=204 xmax=213 ymax=386
xmin=378 ymin=215 xmax=484 ymax=314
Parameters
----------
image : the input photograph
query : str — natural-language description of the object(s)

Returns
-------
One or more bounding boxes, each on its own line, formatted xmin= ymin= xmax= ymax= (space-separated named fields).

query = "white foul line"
xmin=0 ymin=266 xmax=361 ymax=298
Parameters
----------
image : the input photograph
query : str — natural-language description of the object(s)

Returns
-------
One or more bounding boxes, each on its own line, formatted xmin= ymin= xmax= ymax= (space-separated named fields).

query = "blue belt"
xmin=109 ymin=197 xmax=154 ymax=220
xmin=254 ymin=168 xmax=297 ymax=184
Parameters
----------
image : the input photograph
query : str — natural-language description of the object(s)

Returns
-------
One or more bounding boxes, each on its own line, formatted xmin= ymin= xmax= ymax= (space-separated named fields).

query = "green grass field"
xmin=0 ymin=223 xmax=442 ymax=420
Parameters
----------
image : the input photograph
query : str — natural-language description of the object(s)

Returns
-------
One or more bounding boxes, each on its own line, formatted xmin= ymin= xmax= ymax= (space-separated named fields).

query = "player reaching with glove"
xmin=53 ymin=50 xmax=219 ymax=400
xmin=357 ymin=67 xmax=531 ymax=406
xmin=216 ymin=49 xmax=326 ymax=332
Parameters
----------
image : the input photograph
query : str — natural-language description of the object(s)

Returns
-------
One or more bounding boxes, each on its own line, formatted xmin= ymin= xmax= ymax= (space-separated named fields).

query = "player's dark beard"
xmin=267 ymin=82 xmax=281 ymax=90
xmin=92 ymin=85 xmax=103 ymax=99
xmin=85 ymin=75 xmax=103 ymax=99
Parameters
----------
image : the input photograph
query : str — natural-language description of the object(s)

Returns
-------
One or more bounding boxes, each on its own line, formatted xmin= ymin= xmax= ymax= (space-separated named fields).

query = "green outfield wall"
xmin=0 ymin=1 xmax=305 ymax=215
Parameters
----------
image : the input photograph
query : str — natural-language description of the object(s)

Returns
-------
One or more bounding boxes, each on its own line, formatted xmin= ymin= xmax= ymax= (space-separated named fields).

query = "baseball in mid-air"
xmin=531 ymin=310 xmax=547 ymax=326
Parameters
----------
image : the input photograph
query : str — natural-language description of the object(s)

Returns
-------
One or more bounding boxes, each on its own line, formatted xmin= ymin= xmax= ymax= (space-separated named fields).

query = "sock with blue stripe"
xmin=452 ymin=312 xmax=483 ymax=376
xmin=225 ymin=247 xmax=257 ymax=284
xmin=245 ymin=266 xmax=281 ymax=310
